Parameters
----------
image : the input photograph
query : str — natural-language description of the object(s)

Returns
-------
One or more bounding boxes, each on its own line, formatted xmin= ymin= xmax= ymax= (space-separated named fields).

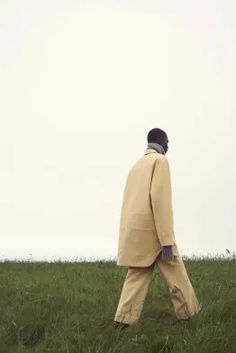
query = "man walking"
xmin=113 ymin=128 xmax=201 ymax=329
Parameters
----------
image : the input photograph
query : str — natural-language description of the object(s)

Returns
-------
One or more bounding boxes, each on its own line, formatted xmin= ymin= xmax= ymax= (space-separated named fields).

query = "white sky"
xmin=0 ymin=0 xmax=235 ymax=261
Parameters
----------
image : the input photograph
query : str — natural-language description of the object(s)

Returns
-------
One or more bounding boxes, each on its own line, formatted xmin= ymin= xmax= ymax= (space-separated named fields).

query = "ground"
xmin=0 ymin=255 xmax=235 ymax=353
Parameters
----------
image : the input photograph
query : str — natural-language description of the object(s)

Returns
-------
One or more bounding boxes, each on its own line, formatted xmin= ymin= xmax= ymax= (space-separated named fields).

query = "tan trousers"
xmin=114 ymin=253 xmax=201 ymax=325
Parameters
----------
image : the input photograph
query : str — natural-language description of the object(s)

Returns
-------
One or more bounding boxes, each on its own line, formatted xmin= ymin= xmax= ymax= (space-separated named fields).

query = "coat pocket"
xmin=120 ymin=212 xmax=156 ymax=230
xmin=128 ymin=228 xmax=157 ymax=253
xmin=130 ymin=219 xmax=156 ymax=230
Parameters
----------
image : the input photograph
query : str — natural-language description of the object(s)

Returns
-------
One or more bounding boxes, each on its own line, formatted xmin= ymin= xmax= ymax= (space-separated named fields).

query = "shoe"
xmin=178 ymin=316 xmax=192 ymax=324
xmin=113 ymin=320 xmax=130 ymax=329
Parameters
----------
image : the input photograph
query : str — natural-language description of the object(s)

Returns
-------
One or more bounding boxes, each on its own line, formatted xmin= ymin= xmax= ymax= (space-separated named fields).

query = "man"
xmin=113 ymin=128 xmax=201 ymax=329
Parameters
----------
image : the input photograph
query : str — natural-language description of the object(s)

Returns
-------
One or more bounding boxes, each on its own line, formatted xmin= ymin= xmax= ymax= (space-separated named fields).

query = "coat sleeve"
xmin=150 ymin=157 xmax=175 ymax=246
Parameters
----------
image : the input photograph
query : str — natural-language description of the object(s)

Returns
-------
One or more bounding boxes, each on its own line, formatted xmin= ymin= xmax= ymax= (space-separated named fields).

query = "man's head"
xmin=147 ymin=128 xmax=169 ymax=153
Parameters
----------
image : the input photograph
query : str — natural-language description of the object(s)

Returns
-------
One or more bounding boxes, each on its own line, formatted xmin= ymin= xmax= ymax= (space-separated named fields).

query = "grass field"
xmin=0 ymin=254 xmax=236 ymax=353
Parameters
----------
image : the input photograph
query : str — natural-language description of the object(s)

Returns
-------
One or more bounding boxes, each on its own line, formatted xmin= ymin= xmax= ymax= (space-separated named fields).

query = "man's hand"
xmin=161 ymin=245 xmax=174 ymax=262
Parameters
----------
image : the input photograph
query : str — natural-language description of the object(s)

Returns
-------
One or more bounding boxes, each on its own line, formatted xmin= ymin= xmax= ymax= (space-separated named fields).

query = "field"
xmin=0 ymin=254 xmax=236 ymax=353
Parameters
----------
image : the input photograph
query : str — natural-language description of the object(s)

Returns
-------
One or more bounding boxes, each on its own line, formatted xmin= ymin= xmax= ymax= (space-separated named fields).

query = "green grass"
xmin=0 ymin=254 xmax=236 ymax=353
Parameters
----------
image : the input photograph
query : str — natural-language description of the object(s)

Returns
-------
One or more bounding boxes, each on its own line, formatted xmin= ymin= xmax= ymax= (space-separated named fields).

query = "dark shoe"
xmin=179 ymin=316 xmax=191 ymax=321
xmin=113 ymin=320 xmax=130 ymax=329
xmin=177 ymin=316 xmax=192 ymax=325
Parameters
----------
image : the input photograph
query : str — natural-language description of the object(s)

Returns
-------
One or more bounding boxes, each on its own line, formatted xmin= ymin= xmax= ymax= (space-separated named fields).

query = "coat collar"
xmin=144 ymin=148 xmax=159 ymax=155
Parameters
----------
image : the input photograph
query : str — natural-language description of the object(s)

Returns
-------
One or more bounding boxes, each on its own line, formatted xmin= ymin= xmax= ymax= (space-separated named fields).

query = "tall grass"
xmin=0 ymin=251 xmax=235 ymax=353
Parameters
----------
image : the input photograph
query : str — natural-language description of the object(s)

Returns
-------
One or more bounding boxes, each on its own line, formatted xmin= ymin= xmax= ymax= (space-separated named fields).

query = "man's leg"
xmin=114 ymin=261 xmax=156 ymax=325
xmin=156 ymin=253 xmax=201 ymax=320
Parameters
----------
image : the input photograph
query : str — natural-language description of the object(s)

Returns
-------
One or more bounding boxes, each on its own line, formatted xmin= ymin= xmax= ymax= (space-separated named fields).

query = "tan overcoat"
xmin=116 ymin=147 xmax=180 ymax=267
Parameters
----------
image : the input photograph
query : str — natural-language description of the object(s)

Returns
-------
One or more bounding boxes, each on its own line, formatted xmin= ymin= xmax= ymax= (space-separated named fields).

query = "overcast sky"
xmin=0 ymin=0 xmax=235 ymax=261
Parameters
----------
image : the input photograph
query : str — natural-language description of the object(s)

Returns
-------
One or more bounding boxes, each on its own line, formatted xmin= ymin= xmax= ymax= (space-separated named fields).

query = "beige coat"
xmin=116 ymin=147 xmax=180 ymax=267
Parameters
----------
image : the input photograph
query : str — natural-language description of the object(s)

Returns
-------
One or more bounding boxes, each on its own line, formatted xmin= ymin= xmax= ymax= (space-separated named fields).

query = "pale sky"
xmin=0 ymin=0 xmax=235 ymax=261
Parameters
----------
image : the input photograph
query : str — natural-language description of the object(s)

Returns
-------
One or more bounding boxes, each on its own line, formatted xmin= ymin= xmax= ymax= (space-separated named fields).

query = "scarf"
xmin=147 ymin=142 xmax=166 ymax=155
